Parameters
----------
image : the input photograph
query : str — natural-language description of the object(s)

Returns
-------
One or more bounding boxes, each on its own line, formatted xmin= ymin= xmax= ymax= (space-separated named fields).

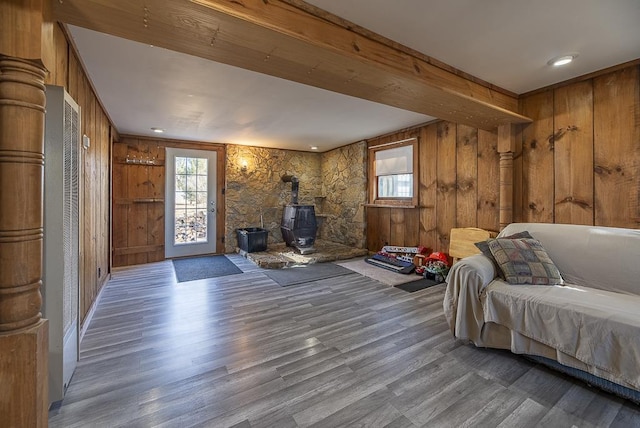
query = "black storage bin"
xmin=236 ymin=227 xmax=268 ymax=253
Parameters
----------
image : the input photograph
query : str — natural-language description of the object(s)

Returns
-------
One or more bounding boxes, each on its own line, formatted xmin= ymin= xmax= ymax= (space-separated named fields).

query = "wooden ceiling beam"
xmin=52 ymin=0 xmax=531 ymax=130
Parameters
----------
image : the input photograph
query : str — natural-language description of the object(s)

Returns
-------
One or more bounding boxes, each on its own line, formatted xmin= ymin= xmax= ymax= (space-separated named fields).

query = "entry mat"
xmin=172 ymin=255 xmax=243 ymax=282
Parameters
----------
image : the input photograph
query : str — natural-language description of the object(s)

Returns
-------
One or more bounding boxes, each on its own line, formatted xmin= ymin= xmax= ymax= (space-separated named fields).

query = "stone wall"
xmin=225 ymin=142 xmax=368 ymax=253
xmin=319 ymin=142 xmax=367 ymax=248
xmin=225 ymin=145 xmax=322 ymax=252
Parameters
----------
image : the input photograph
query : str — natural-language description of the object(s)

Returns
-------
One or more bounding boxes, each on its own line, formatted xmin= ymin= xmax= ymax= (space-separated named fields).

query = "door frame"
xmin=165 ymin=147 xmax=218 ymax=258
xmin=162 ymin=141 xmax=226 ymax=256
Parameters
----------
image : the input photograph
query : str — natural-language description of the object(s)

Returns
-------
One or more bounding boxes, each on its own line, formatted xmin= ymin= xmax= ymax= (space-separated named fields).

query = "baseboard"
xmin=79 ymin=274 xmax=109 ymax=343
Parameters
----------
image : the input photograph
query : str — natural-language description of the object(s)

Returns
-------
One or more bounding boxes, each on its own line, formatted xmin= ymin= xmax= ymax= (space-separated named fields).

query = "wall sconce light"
xmin=240 ymin=159 xmax=248 ymax=172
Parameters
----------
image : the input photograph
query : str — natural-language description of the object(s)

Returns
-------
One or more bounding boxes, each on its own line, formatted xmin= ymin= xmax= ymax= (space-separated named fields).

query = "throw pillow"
xmin=488 ymin=238 xmax=564 ymax=285
xmin=475 ymin=231 xmax=533 ymax=279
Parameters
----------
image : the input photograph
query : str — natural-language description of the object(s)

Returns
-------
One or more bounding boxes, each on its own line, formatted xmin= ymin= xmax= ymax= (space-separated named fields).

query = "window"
xmin=174 ymin=156 xmax=209 ymax=244
xmin=369 ymin=137 xmax=418 ymax=207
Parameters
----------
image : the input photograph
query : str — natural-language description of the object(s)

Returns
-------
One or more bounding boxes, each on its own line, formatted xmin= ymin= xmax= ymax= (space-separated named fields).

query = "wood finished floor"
xmin=49 ymin=255 xmax=640 ymax=427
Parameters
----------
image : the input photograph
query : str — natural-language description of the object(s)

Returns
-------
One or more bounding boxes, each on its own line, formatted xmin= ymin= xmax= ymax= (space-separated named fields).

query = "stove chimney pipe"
xmin=281 ymin=174 xmax=299 ymax=205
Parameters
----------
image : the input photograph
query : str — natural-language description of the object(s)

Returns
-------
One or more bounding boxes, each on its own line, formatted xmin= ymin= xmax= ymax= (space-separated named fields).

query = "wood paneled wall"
xmin=516 ymin=64 xmax=640 ymax=228
xmin=112 ymin=137 xmax=226 ymax=267
xmin=366 ymin=123 xmax=500 ymax=253
xmin=366 ymin=63 xmax=640 ymax=255
xmin=41 ymin=23 xmax=112 ymax=326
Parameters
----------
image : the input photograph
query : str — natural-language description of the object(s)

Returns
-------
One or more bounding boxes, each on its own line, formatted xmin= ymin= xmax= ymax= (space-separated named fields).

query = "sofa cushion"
xmin=475 ymin=231 xmax=533 ymax=279
xmin=488 ymin=238 xmax=563 ymax=285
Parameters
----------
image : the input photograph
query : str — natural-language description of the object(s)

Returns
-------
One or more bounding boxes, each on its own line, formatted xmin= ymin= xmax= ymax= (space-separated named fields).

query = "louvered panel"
xmin=44 ymin=85 xmax=81 ymax=403
xmin=61 ymin=100 xmax=80 ymax=334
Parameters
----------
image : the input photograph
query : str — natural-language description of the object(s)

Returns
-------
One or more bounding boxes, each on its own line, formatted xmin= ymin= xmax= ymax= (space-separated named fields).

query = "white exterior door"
xmin=165 ymin=148 xmax=217 ymax=258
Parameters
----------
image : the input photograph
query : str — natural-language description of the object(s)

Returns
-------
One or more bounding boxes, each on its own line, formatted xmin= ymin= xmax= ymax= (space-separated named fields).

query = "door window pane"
xmin=174 ymin=156 xmax=208 ymax=245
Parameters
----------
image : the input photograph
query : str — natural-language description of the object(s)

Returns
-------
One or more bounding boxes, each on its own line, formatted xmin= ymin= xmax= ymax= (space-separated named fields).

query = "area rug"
xmin=172 ymin=255 xmax=243 ymax=283
xmin=264 ymin=262 xmax=355 ymax=287
xmin=336 ymin=258 xmax=422 ymax=286
xmin=337 ymin=258 xmax=444 ymax=292
xmin=395 ymin=278 xmax=443 ymax=293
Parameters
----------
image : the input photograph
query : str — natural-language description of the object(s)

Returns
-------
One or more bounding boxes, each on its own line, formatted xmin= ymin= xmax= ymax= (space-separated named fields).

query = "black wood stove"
xmin=280 ymin=175 xmax=318 ymax=254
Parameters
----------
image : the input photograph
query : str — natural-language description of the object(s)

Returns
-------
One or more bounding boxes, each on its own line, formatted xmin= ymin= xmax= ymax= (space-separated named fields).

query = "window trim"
xmin=368 ymin=137 xmax=419 ymax=207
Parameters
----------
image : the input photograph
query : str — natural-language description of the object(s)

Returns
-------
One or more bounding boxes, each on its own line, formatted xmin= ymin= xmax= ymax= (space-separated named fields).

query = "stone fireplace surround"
xmin=244 ymin=239 xmax=368 ymax=269
xmin=225 ymin=142 xmax=367 ymax=254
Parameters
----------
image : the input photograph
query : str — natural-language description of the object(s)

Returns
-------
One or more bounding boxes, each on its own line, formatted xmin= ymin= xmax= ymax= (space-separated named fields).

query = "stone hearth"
xmin=239 ymin=239 xmax=369 ymax=269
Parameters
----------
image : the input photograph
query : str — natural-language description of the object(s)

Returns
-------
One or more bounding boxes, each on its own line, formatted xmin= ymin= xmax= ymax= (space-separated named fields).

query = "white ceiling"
xmin=68 ymin=0 xmax=640 ymax=152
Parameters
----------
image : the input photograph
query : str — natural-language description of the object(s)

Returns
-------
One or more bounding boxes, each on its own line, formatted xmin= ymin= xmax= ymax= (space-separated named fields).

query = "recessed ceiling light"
xmin=151 ymin=128 xmax=164 ymax=133
xmin=548 ymin=54 xmax=578 ymax=67
xmin=310 ymin=146 xmax=318 ymax=150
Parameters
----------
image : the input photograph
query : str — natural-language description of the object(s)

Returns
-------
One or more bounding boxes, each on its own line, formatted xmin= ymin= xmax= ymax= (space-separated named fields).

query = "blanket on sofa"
xmin=483 ymin=281 xmax=640 ymax=390
xmin=444 ymin=222 xmax=640 ymax=394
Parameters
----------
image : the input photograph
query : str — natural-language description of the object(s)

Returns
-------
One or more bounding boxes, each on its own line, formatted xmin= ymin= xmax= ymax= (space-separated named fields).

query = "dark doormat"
xmin=395 ymin=278 xmax=443 ymax=293
xmin=264 ymin=263 xmax=355 ymax=287
xmin=172 ymin=255 xmax=243 ymax=283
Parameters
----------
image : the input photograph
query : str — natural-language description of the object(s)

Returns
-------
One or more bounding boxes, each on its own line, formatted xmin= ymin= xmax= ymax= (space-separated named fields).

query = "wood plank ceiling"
xmin=52 ymin=0 xmax=531 ymax=130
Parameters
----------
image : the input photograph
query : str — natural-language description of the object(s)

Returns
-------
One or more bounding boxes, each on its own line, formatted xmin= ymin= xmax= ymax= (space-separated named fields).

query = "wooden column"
xmin=498 ymin=124 xmax=516 ymax=230
xmin=0 ymin=1 xmax=49 ymax=426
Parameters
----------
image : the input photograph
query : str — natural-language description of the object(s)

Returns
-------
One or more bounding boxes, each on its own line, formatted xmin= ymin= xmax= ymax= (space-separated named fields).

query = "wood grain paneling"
xmin=455 ymin=124 xmax=478 ymax=227
xmin=418 ymin=124 xmax=438 ymax=251
xmin=593 ymin=66 xmax=640 ymax=228
xmin=477 ymin=129 xmax=500 ymax=231
xmin=436 ymin=122 xmax=457 ymax=252
xmin=514 ymin=63 xmax=639 ymax=229
xmin=366 ymin=207 xmax=379 ymax=251
xmin=390 ymin=209 xmax=406 ymax=246
xmin=520 ymin=90 xmax=555 ymax=223
xmin=402 ymin=209 xmax=420 ymax=247
xmin=67 ymin=49 xmax=80 ymax=99
xmin=377 ymin=207 xmax=391 ymax=248
xmin=553 ymin=81 xmax=594 ymax=225
xmin=513 ymin=123 xmax=524 ymax=224
xmin=53 ymin=24 xmax=68 ymax=87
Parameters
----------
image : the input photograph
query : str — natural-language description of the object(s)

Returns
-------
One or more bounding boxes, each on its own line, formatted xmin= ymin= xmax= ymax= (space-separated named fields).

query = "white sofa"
xmin=444 ymin=222 xmax=640 ymax=399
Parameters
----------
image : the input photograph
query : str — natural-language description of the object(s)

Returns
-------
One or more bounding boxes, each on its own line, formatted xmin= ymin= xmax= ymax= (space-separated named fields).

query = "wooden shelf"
xmin=114 ymin=160 xmax=165 ymax=166
xmin=363 ymin=203 xmax=417 ymax=209
xmin=114 ymin=198 xmax=164 ymax=205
